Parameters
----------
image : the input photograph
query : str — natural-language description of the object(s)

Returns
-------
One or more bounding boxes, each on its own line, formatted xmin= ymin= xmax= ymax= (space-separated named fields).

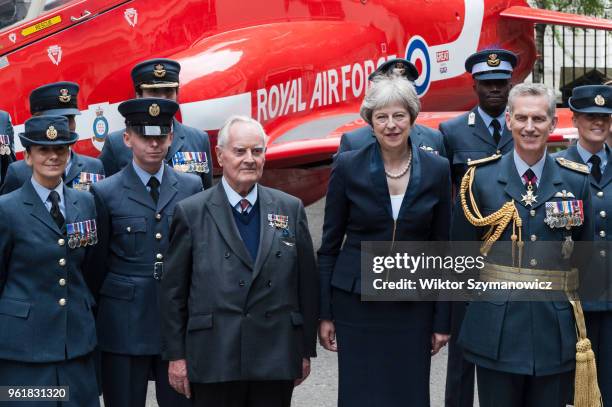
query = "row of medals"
xmin=67 ymin=221 xmax=98 ymax=249
xmin=175 ymin=161 xmax=208 ymax=173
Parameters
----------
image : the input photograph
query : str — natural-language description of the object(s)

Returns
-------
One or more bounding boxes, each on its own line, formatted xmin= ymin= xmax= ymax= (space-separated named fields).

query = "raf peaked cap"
xmin=19 ymin=115 xmax=78 ymax=147
xmin=465 ymin=49 xmax=517 ymax=80
xmin=29 ymin=81 xmax=81 ymax=116
xmin=118 ymin=98 xmax=178 ymax=136
xmin=131 ymin=58 xmax=180 ymax=89
xmin=568 ymin=85 xmax=612 ymax=114
xmin=369 ymin=58 xmax=420 ymax=82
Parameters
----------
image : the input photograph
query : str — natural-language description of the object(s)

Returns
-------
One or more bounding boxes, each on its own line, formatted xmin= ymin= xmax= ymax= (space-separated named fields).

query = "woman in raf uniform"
xmin=318 ymin=76 xmax=451 ymax=406
xmin=0 ymin=115 xmax=99 ymax=406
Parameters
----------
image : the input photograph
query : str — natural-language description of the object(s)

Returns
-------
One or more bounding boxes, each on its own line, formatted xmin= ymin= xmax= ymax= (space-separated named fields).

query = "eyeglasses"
xmin=372 ymin=112 xmax=411 ymax=126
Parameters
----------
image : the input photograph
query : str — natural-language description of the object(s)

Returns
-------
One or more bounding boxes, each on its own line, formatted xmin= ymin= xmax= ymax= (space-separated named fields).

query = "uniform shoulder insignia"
xmin=467 ymin=153 xmax=502 ymax=166
xmin=555 ymin=157 xmax=590 ymax=174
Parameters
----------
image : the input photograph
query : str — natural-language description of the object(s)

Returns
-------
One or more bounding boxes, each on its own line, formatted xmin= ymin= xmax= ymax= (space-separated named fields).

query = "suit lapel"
xmin=498 ymin=123 xmax=513 ymax=150
xmin=207 ymin=184 xmax=253 ymax=268
xmin=122 ymin=164 xmax=157 ymax=211
xmin=599 ymin=148 xmax=612 ymax=188
xmin=64 ymin=151 xmax=83 ymax=185
xmin=530 ymin=155 xmax=563 ymax=210
xmin=369 ymin=143 xmax=392 ymax=218
xmin=63 ymin=186 xmax=81 ymax=225
xmin=252 ymin=186 xmax=276 ymax=281
xmin=472 ymin=109 xmax=497 ymax=149
xmin=398 ymin=139 xmax=422 ymax=219
xmin=157 ymin=165 xmax=178 ymax=213
xmin=499 ymin=153 xmax=527 ymax=205
xmin=502 ymin=154 xmax=561 ymax=210
xmin=166 ymin=119 xmax=185 ymax=163
xmin=22 ymin=180 xmax=63 ymax=236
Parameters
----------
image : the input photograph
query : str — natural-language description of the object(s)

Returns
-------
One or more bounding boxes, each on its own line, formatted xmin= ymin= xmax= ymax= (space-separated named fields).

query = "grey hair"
xmin=507 ymin=83 xmax=556 ymax=118
xmin=217 ymin=115 xmax=267 ymax=147
xmin=359 ymin=76 xmax=421 ymax=126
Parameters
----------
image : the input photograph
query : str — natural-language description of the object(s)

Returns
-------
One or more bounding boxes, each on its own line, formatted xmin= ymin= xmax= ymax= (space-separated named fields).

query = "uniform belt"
xmin=108 ymin=259 xmax=164 ymax=280
xmin=481 ymin=263 xmax=579 ymax=292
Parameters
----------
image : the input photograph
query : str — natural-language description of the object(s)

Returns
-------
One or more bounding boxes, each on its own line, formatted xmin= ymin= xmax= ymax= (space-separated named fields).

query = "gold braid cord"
xmin=459 ymin=166 xmax=523 ymax=264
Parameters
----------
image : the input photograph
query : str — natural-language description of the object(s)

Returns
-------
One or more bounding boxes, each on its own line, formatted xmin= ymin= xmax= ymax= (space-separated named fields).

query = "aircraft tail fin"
xmin=500 ymin=6 xmax=612 ymax=30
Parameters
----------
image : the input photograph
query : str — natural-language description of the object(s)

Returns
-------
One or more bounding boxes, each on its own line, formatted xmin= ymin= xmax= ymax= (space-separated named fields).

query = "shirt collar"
xmin=576 ymin=140 xmax=608 ymax=169
xmin=132 ymin=161 xmax=164 ymax=187
xmin=221 ymin=176 xmax=258 ymax=208
xmin=477 ymin=106 xmax=505 ymax=134
xmin=31 ymin=176 xmax=64 ymax=205
xmin=513 ymin=149 xmax=546 ymax=185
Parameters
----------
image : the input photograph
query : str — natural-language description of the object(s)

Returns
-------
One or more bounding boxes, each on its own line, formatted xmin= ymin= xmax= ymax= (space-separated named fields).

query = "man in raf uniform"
xmin=556 ymin=84 xmax=612 ymax=404
xmin=90 ymin=98 xmax=202 ymax=407
xmin=99 ymin=58 xmax=213 ymax=188
xmin=454 ymin=83 xmax=595 ymax=407
xmin=0 ymin=110 xmax=15 ymax=187
xmin=337 ymin=58 xmax=446 ymax=157
xmin=0 ymin=115 xmax=99 ymax=406
xmin=161 ymin=116 xmax=318 ymax=407
xmin=441 ymin=49 xmax=517 ymax=407
xmin=1 ymin=82 xmax=105 ymax=194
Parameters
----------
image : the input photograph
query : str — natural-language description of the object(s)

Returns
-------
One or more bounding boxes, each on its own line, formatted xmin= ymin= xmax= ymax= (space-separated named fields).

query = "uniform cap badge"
xmin=594 ymin=94 xmax=605 ymax=106
xmin=149 ymin=103 xmax=161 ymax=117
xmin=46 ymin=125 xmax=58 ymax=140
xmin=153 ymin=63 xmax=166 ymax=78
xmin=487 ymin=53 xmax=500 ymax=67
xmin=58 ymin=88 xmax=71 ymax=103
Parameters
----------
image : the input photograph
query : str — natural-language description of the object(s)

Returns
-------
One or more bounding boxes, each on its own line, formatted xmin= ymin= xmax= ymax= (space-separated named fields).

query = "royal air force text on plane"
xmin=256 ymin=56 xmax=399 ymax=122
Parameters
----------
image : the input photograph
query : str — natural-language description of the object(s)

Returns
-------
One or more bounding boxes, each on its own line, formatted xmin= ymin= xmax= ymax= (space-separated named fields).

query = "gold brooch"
xmin=487 ymin=53 xmax=500 ymax=67
xmin=153 ymin=63 xmax=166 ymax=78
xmin=594 ymin=94 xmax=605 ymax=106
xmin=149 ymin=103 xmax=160 ymax=117
xmin=58 ymin=89 xmax=71 ymax=103
xmin=46 ymin=125 xmax=58 ymax=140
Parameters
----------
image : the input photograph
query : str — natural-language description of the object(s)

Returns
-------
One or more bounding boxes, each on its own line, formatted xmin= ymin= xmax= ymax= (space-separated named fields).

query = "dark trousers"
xmin=0 ymin=353 xmax=99 ymax=407
xmin=477 ymin=366 xmax=573 ymax=407
xmin=585 ymin=311 xmax=612 ymax=405
xmin=445 ymin=302 xmax=475 ymax=407
xmin=192 ymin=380 xmax=294 ymax=407
xmin=101 ymin=352 xmax=191 ymax=407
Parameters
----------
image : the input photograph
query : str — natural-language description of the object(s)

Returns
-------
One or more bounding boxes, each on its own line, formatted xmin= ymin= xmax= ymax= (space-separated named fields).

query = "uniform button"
xmin=530 ymin=259 xmax=537 ymax=266
xmin=58 ymin=238 xmax=65 ymax=246
xmin=530 ymin=235 xmax=537 ymax=242
xmin=530 ymin=210 xmax=536 ymax=217
xmin=59 ymin=278 xmax=66 ymax=287
xmin=600 ymin=231 xmax=606 ymax=238
xmin=126 ymin=226 xmax=131 ymax=233
xmin=58 ymin=298 xmax=66 ymax=306
xmin=156 ymin=253 xmax=163 ymax=260
xmin=601 ymin=250 xmax=607 ymax=258
xmin=224 ymin=251 xmax=230 ymax=259
xmin=276 ymin=251 xmax=282 ymax=258
xmin=600 ymin=211 xmax=607 ymax=218
xmin=496 ymin=150 xmax=501 ymax=154
xmin=467 ymin=158 xmax=472 ymax=163
xmin=58 ymin=258 xmax=66 ymax=266
xmin=155 ymin=213 xmax=162 ymax=221
xmin=267 ymin=280 xmax=272 ymax=287
xmin=239 ymin=280 xmax=246 ymax=287
xmin=597 ymin=191 xmax=604 ymax=198
xmin=155 ymin=233 xmax=162 ymax=240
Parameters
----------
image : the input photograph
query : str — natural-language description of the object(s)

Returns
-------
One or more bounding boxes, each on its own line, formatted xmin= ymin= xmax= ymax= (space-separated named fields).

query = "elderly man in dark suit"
xmin=90 ymin=98 xmax=202 ymax=407
xmin=0 ymin=115 xmax=99 ymax=406
xmin=1 ymin=82 xmax=105 ymax=194
xmin=99 ymin=58 xmax=213 ymax=188
xmin=337 ymin=58 xmax=446 ymax=157
xmin=0 ymin=109 xmax=15 ymax=187
xmin=161 ymin=115 xmax=318 ymax=407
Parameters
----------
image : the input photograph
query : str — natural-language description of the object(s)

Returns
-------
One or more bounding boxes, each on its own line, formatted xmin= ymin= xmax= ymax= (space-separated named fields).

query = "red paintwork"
xmin=0 ymin=0 xmax=603 ymax=202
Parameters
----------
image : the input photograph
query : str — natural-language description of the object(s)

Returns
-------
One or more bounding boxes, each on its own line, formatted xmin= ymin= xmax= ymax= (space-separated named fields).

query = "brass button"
xmin=600 ymin=231 xmax=606 ymax=238
xmin=600 ymin=250 xmax=607 ymax=258
xmin=155 ymin=213 xmax=162 ymax=221
xmin=597 ymin=191 xmax=604 ymax=198
xmin=239 ymin=280 xmax=246 ymax=287
xmin=58 ymin=258 xmax=66 ymax=266
xmin=59 ymin=278 xmax=66 ymax=287
xmin=496 ymin=150 xmax=501 ymax=154
xmin=156 ymin=253 xmax=163 ymax=260
xmin=467 ymin=158 xmax=471 ymax=163
xmin=58 ymin=298 xmax=66 ymax=306
xmin=58 ymin=238 xmax=65 ymax=246
xmin=600 ymin=211 xmax=607 ymax=218
xmin=155 ymin=233 xmax=162 ymax=240
xmin=530 ymin=210 xmax=536 ymax=217
xmin=530 ymin=259 xmax=537 ymax=266
xmin=530 ymin=235 xmax=537 ymax=242
xmin=126 ymin=226 xmax=131 ymax=233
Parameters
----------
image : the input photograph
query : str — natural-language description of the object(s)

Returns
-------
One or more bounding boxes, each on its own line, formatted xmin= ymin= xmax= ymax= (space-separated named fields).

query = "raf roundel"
xmin=405 ymin=35 xmax=431 ymax=97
